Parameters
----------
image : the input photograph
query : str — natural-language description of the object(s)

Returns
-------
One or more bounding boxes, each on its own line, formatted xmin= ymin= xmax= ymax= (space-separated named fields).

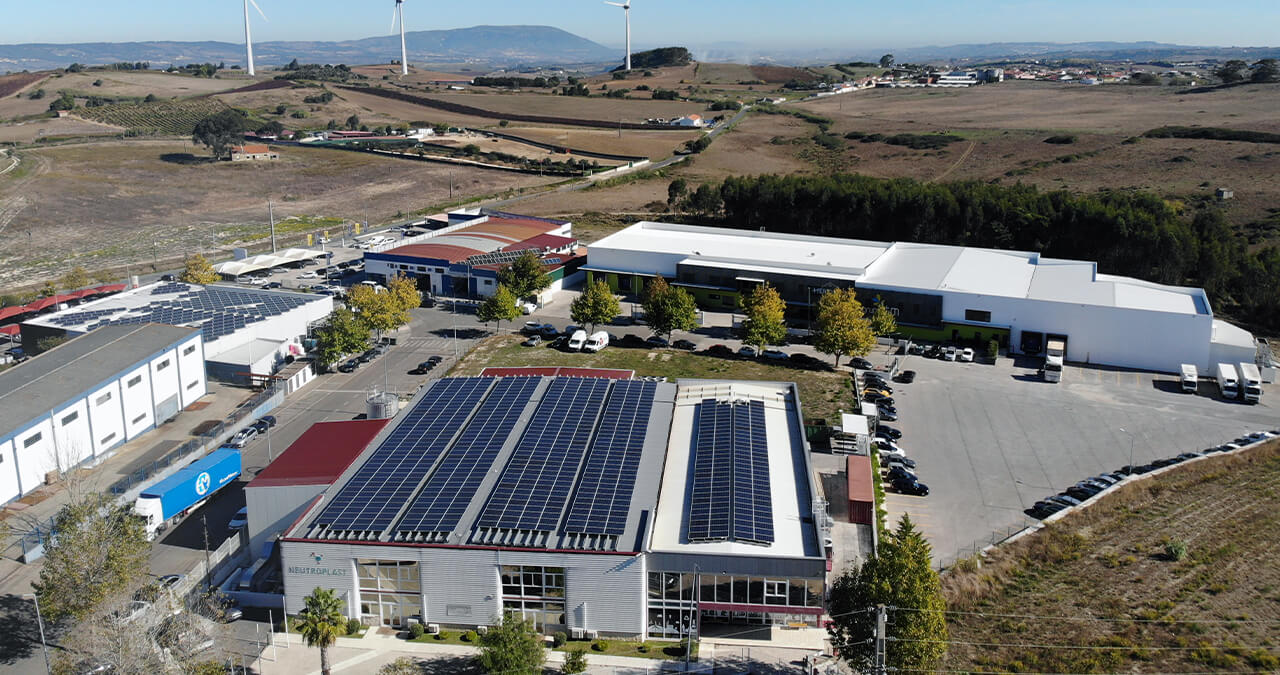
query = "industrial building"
xmin=363 ymin=210 xmax=584 ymax=301
xmin=0 ymin=324 xmax=206 ymax=505
xmin=269 ymin=374 xmax=827 ymax=638
xmin=22 ymin=282 xmax=333 ymax=384
xmin=585 ymin=221 xmax=1258 ymax=374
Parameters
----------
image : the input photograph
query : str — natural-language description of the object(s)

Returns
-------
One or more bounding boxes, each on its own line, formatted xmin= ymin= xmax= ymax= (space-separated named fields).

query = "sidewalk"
xmin=0 ymin=382 xmax=253 ymax=594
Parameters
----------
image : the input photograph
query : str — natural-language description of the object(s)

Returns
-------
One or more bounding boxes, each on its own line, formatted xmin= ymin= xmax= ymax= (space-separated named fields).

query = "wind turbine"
xmin=391 ymin=0 xmax=409 ymax=76
xmin=242 ymin=0 xmax=268 ymax=77
xmin=604 ymin=0 xmax=632 ymax=71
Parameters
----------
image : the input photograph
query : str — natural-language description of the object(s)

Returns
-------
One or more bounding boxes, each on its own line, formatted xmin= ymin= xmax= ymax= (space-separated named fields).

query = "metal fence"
xmin=936 ymin=518 xmax=1038 ymax=573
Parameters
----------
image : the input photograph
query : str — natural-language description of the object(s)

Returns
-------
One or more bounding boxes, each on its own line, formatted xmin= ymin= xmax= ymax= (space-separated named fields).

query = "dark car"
xmin=251 ymin=416 xmax=277 ymax=433
xmin=884 ymin=455 xmax=916 ymax=470
xmin=862 ymin=392 xmax=894 ymax=407
xmin=703 ymin=344 xmax=735 ymax=358
xmin=894 ymin=370 xmax=917 ymax=384
xmin=907 ymin=343 xmax=925 ymax=355
xmin=865 ymin=383 xmax=893 ymax=395
xmin=891 ymin=477 xmax=929 ymax=496
xmin=411 ymin=360 xmax=436 ymax=374
xmin=672 ymin=339 xmax=697 ymax=351
xmin=264 ymin=281 xmax=283 ymax=289
xmin=1065 ymin=485 xmax=1101 ymax=501
xmin=877 ymin=408 xmax=898 ymax=421
xmin=850 ymin=357 xmax=874 ymax=370
xmin=1045 ymin=494 xmax=1082 ymax=508
xmin=1029 ymin=501 xmax=1068 ymax=519
xmin=618 ymin=334 xmax=648 ymax=348
xmin=160 ymin=274 xmax=177 ymax=282
xmin=338 ymin=358 xmax=359 ymax=373
xmin=646 ymin=335 xmax=670 ymax=348
xmin=548 ymin=335 xmax=569 ymax=350
xmin=884 ymin=465 xmax=918 ymax=483
xmin=1176 ymin=451 xmax=1205 ymax=461
xmin=876 ymin=425 xmax=902 ymax=440
xmin=357 ymin=349 xmax=377 ymax=363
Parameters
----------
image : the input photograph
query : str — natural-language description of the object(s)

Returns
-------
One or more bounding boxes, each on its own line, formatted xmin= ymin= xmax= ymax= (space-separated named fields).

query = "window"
xmin=156 ymin=359 xmax=170 ymax=371
xmin=435 ymin=268 xmax=444 ymax=274
xmin=965 ymin=309 xmax=992 ymax=323
xmin=132 ymin=413 xmax=146 ymax=425
xmin=483 ymin=279 xmax=492 ymax=286
xmin=23 ymin=433 xmax=42 ymax=448
xmin=101 ymin=432 xmax=117 ymax=445
xmin=127 ymin=375 xmax=142 ymax=388
xmin=765 ymin=580 xmax=788 ymax=605
xmin=183 ymin=344 xmax=196 ymax=356
xmin=187 ymin=380 xmax=199 ymax=390
xmin=501 ymin=565 xmax=565 ymax=599
xmin=615 ymin=275 xmax=631 ymax=291
xmin=708 ymin=294 xmax=721 ymax=300
xmin=61 ymin=411 xmax=79 ymax=426
xmin=96 ymin=391 xmax=113 ymax=406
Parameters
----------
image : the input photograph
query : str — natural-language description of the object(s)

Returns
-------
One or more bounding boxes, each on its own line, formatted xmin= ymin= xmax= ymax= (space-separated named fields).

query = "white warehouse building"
xmin=584 ymin=222 xmax=1258 ymax=374
xmin=0 ymin=324 xmax=206 ymax=505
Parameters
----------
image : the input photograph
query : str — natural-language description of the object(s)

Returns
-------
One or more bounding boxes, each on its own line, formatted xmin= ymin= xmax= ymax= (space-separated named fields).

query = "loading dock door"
xmin=155 ymin=394 xmax=180 ymax=424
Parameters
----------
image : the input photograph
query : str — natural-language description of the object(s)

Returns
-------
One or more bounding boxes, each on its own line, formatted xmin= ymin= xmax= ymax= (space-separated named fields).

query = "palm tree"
xmin=297 ymin=587 xmax=346 ymax=675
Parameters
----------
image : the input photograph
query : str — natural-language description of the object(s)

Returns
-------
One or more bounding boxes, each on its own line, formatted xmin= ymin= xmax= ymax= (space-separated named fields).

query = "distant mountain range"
xmin=0 ymin=25 xmax=619 ymax=73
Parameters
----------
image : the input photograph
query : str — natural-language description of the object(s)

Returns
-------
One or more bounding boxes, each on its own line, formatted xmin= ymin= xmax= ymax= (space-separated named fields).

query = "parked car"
xmin=521 ymin=335 xmax=543 ymax=347
xmin=157 ymin=574 xmax=186 ymax=591
xmin=1045 ymin=494 xmax=1082 ymax=508
xmin=298 ymin=271 xmax=320 ymax=279
xmin=703 ymin=344 xmax=735 ymax=358
xmin=251 ymin=415 xmax=277 ymax=433
xmin=1065 ymin=485 xmax=1102 ymax=501
xmin=1029 ymin=501 xmax=1068 ymax=518
xmin=862 ymin=393 xmax=894 ymax=407
xmin=884 ymin=456 xmax=916 ymax=470
xmin=894 ymin=370 xmax=917 ymax=384
xmin=522 ymin=321 xmax=542 ymax=335
xmin=227 ymin=507 xmax=248 ymax=533
xmin=338 ymin=358 xmax=359 ymax=373
xmin=737 ymin=345 xmax=758 ymax=358
xmin=762 ymin=349 xmax=789 ymax=361
xmin=943 ymin=346 xmax=958 ymax=361
xmin=923 ymin=345 xmax=941 ymax=359
xmin=645 ymin=335 xmax=669 ymax=348
xmin=672 ymin=339 xmax=697 ymax=351
xmin=519 ymin=302 xmax=537 ymax=315
xmin=907 ymin=343 xmax=925 ymax=355
xmin=618 ymin=334 xmax=647 ymax=348
xmin=264 ymin=281 xmax=283 ymax=289
xmin=876 ymin=425 xmax=902 ymax=440
xmin=850 ymin=357 xmax=873 ymax=370
xmin=891 ymin=477 xmax=930 ymax=496
xmin=864 ymin=383 xmax=893 ymax=395
xmin=877 ymin=408 xmax=898 ymax=421
xmin=884 ymin=466 xmax=918 ymax=483
xmin=788 ymin=353 xmax=827 ymax=370
xmin=960 ymin=347 xmax=974 ymax=362
xmin=227 ymin=427 xmax=257 ymax=448
xmin=538 ymin=323 xmax=559 ymax=338
xmin=160 ymin=274 xmax=177 ymax=282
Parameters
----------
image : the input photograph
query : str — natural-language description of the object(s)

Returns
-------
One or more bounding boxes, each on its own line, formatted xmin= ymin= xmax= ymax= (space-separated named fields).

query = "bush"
xmin=562 ymin=647 xmax=589 ymax=674
xmin=407 ymin=622 xmax=424 ymax=639
xmin=1044 ymin=134 xmax=1077 ymax=144
xmin=592 ymin=639 xmax=610 ymax=651
xmin=435 ymin=630 xmax=450 ymax=640
xmin=346 ymin=618 xmax=363 ymax=635
xmin=1164 ymin=538 xmax=1189 ymax=561
xmin=291 ymin=110 xmax=307 ymax=118
xmin=637 ymin=644 xmax=649 ymax=653
xmin=499 ymin=119 xmax=509 ymax=127
xmin=552 ymin=631 xmax=567 ymax=647
xmin=462 ymin=630 xmax=478 ymax=642
xmin=986 ymin=339 xmax=999 ymax=361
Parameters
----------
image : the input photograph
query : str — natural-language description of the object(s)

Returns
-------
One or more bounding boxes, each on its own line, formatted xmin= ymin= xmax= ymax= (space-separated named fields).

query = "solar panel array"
xmin=563 ymin=380 xmax=658 ymax=536
xmin=311 ymin=377 xmax=492 ymax=535
xmin=396 ymin=376 xmax=542 ymax=540
xmin=687 ymin=399 xmax=775 ymax=545
xmin=46 ymin=284 xmax=319 ymax=342
xmin=476 ymin=377 xmax=611 ymax=532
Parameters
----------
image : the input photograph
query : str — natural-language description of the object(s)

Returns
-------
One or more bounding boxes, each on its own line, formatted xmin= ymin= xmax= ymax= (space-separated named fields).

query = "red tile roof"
xmin=0 ymin=324 xmax=18 ymax=335
xmin=233 ymin=144 xmax=271 ymax=154
xmin=0 ymin=306 xmax=25 ymax=322
xmin=479 ymin=367 xmax=634 ymax=379
xmin=502 ymin=233 xmax=576 ymax=253
xmin=247 ymin=419 xmax=390 ymax=488
xmin=380 ymin=243 xmax=486 ymax=263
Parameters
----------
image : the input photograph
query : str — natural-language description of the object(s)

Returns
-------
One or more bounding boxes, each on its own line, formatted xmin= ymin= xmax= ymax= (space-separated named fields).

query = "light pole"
xmin=23 ymin=593 xmax=51 ymax=675
xmin=1119 ymin=427 xmax=1136 ymax=474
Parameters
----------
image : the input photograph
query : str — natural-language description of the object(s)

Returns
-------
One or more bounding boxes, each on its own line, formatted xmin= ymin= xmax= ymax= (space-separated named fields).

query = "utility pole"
xmin=874 ymin=604 xmax=888 ymax=675
xmin=269 ymin=199 xmax=277 ymax=253
xmin=23 ymin=594 xmax=50 ymax=675
xmin=202 ymin=514 xmax=212 ymax=592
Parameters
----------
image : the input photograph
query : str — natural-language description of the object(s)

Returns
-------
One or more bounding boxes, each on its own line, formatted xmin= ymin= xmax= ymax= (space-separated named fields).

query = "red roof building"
xmin=249 ymin=419 xmax=390 ymax=488
xmin=478 ymin=366 xmax=635 ymax=380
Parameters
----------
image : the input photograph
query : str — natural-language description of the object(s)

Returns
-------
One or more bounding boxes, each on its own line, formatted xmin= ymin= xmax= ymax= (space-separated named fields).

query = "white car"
xmin=519 ymin=302 xmax=537 ymax=315
xmin=943 ymin=346 xmax=957 ymax=361
xmin=298 ymin=270 xmax=319 ymax=279
xmin=959 ymin=347 xmax=974 ymax=362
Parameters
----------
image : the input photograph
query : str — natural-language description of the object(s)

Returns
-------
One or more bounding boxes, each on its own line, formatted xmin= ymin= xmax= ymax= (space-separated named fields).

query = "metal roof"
xmin=0 ymin=324 xmax=200 ymax=440
xmin=247 ymin=419 xmax=390 ymax=488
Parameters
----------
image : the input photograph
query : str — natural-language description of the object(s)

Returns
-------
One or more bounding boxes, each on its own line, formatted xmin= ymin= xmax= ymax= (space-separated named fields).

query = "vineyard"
xmin=0 ymin=72 xmax=47 ymax=98
xmin=77 ymin=98 xmax=231 ymax=134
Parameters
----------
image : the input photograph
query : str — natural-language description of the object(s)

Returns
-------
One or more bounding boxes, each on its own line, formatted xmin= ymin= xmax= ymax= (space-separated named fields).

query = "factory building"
xmin=269 ymin=374 xmax=827 ymax=638
xmin=584 ymin=221 xmax=1257 ymax=374
xmin=21 ymin=282 xmax=333 ymax=385
xmin=0 ymin=324 xmax=205 ymax=504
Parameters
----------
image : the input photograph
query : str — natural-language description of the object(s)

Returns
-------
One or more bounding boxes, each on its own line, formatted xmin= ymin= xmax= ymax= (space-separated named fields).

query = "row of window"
xmin=501 ymin=565 xmax=565 ymax=599
xmin=356 ymin=559 xmax=421 ymax=593
xmin=647 ymin=572 xmax=824 ymax=608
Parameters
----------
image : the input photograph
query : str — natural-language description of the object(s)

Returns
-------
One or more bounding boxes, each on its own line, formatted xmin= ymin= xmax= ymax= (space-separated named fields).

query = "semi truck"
xmin=1238 ymin=362 xmax=1263 ymax=404
xmin=1180 ymin=364 xmax=1198 ymax=393
xmin=1042 ymin=339 xmax=1065 ymax=383
xmin=1216 ymin=362 xmax=1240 ymax=400
xmin=135 ymin=448 xmax=242 ymax=539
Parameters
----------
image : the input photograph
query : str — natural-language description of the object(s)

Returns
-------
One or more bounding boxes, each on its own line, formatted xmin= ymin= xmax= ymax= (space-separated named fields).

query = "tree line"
xmin=699 ymin=174 xmax=1279 ymax=330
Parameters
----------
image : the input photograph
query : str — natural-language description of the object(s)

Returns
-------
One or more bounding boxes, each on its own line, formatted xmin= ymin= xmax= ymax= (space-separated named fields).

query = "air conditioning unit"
xmin=427 ymin=623 xmax=440 ymax=634
xmin=570 ymin=628 xmax=585 ymax=640
xmin=405 ymin=616 xmax=420 ymax=626
xmin=585 ymin=630 xmax=599 ymax=640
xmin=476 ymin=626 xmax=489 ymax=635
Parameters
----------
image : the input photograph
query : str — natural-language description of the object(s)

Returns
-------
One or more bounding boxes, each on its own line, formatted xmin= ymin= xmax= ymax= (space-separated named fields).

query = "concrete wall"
xmin=246 ymin=483 xmax=325 ymax=558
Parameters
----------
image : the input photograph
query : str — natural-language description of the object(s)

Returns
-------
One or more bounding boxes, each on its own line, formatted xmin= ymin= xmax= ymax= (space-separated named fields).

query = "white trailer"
xmin=1043 ymin=339 xmax=1065 ymax=383
xmin=1180 ymin=364 xmax=1198 ymax=393
xmin=1238 ymin=362 xmax=1262 ymax=404
xmin=1216 ymin=362 xmax=1239 ymax=400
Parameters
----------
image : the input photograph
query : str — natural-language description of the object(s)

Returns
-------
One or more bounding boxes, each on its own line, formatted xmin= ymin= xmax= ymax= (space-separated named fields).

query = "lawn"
xmin=451 ymin=334 xmax=855 ymax=424
xmin=941 ymin=440 xmax=1280 ymax=674
xmin=554 ymin=638 xmax=698 ymax=661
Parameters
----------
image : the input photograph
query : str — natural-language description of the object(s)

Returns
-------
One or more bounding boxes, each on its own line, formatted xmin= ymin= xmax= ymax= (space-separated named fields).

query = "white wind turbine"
xmin=391 ymin=0 xmax=409 ymax=76
xmin=242 ymin=0 xmax=268 ymax=77
xmin=604 ymin=0 xmax=632 ymax=71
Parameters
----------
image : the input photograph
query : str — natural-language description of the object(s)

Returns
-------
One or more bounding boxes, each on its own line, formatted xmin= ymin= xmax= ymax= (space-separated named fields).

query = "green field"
xmin=77 ymin=98 xmax=231 ymax=134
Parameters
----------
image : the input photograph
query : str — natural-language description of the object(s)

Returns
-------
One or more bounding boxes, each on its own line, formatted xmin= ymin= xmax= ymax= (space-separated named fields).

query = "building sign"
xmin=195 ymin=472 xmax=211 ymax=496
xmin=287 ymin=551 xmax=348 ymax=577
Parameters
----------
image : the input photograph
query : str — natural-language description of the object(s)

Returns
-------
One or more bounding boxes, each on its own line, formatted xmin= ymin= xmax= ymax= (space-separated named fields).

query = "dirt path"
xmin=931 ymin=140 xmax=976 ymax=182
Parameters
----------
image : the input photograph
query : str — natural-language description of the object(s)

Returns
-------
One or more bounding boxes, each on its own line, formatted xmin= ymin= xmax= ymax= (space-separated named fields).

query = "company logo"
xmin=312 ymin=552 xmax=323 ymax=563
xmin=195 ymin=472 xmax=211 ymax=496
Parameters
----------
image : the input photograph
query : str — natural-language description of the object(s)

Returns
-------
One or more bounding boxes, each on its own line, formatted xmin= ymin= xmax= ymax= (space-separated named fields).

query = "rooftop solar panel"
xmin=395 ymin=376 xmax=542 ymax=540
xmin=687 ymin=400 xmax=734 ymax=542
xmin=475 ymin=377 xmax=611 ymax=532
xmin=732 ymin=400 xmax=774 ymax=545
xmin=562 ymin=380 xmax=657 ymax=537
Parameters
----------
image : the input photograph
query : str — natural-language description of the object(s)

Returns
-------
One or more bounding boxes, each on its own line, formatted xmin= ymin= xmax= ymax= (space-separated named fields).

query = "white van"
xmin=583 ymin=331 xmax=609 ymax=353
xmin=358 ymin=280 xmax=388 ymax=293
xmin=567 ymin=330 xmax=588 ymax=351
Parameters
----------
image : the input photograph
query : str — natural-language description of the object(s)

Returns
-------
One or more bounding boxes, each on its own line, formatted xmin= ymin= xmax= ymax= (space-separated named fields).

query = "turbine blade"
xmin=391 ymin=5 xmax=399 ymax=34
xmin=248 ymin=0 xmax=268 ymax=22
xmin=604 ymin=1 xmax=626 ymax=6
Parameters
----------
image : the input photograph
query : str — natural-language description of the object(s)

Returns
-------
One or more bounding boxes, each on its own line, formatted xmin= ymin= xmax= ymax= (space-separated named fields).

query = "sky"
xmin=0 ymin=0 xmax=1276 ymax=51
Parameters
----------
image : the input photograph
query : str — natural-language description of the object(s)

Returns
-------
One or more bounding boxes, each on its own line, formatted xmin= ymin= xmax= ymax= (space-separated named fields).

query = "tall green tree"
xmin=641 ymin=275 xmax=698 ymax=341
xmin=179 ymin=253 xmax=221 ymax=284
xmin=297 ymin=587 xmax=347 ymax=675
xmin=191 ymin=108 xmax=248 ymax=158
xmin=497 ymin=251 xmax=552 ymax=302
xmin=1252 ymin=58 xmax=1279 ymax=83
xmin=58 ymin=266 xmax=90 ymax=292
xmin=347 ymin=274 xmax=416 ymax=335
xmin=477 ymin=284 xmax=522 ymax=332
xmin=667 ymin=178 xmax=688 ymax=208
xmin=476 ymin=612 xmax=546 ymax=675
xmin=387 ymin=271 xmax=423 ymax=314
xmin=814 ymin=287 xmax=875 ymax=368
xmin=740 ymin=282 xmax=787 ymax=354
xmin=879 ymin=53 xmax=895 ymax=69
xmin=315 ymin=307 xmax=371 ymax=367
xmin=1215 ymin=59 xmax=1247 ymax=83
xmin=570 ymin=279 xmax=621 ymax=332
xmin=34 ymin=493 xmax=150 ymax=622
xmin=869 ymin=296 xmax=898 ymax=337
xmin=828 ymin=515 xmax=948 ymax=673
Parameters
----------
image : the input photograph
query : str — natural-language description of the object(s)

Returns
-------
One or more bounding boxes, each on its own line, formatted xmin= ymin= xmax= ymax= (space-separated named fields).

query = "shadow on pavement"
xmin=0 ymin=593 xmax=54 ymax=666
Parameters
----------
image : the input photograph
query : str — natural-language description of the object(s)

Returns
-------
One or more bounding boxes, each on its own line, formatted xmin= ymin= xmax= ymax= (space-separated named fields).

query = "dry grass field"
xmin=39 ymin=70 xmax=247 ymax=99
xmin=412 ymin=91 xmax=705 ymax=122
xmin=0 ymin=116 xmax=124 ymax=143
xmin=501 ymin=126 xmax=701 ymax=159
xmin=0 ymin=140 xmax=555 ymax=287
xmin=942 ymin=440 xmax=1280 ymax=675
xmin=692 ymin=62 xmax=757 ymax=84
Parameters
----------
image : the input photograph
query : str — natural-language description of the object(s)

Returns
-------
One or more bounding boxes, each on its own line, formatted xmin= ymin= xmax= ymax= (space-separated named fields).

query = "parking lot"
xmin=863 ymin=352 xmax=1277 ymax=567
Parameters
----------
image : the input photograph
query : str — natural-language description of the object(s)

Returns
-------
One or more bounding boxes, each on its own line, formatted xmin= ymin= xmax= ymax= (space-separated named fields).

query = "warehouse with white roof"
xmin=272 ymin=374 xmax=827 ymax=639
xmin=585 ymin=221 xmax=1257 ymax=373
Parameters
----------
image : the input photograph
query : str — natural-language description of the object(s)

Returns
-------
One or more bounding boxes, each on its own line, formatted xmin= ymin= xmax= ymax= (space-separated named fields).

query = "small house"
xmin=229 ymin=144 xmax=279 ymax=162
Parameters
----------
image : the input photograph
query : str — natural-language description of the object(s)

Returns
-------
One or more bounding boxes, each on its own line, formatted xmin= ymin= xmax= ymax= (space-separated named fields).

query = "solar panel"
xmin=311 ymin=377 xmax=493 ymax=534
xmin=562 ymin=380 xmax=657 ymax=536
xmin=395 ymin=376 xmax=542 ymax=539
xmin=732 ymin=400 xmax=774 ymax=545
xmin=687 ymin=400 xmax=734 ymax=542
xmin=476 ymin=377 xmax=611 ymax=532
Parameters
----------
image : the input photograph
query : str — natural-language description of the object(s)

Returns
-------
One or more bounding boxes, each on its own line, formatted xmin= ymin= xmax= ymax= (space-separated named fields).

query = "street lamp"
xmin=1119 ymin=427 xmax=1136 ymax=474
xmin=22 ymin=593 xmax=51 ymax=675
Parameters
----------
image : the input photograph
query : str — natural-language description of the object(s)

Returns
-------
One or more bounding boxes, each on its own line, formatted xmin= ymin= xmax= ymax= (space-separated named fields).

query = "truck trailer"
xmin=1180 ymin=364 xmax=1198 ymax=393
xmin=1043 ymin=339 xmax=1065 ymax=383
xmin=1216 ymin=363 xmax=1240 ymax=400
xmin=135 ymin=448 xmax=242 ymax=539
xmin=1238 ymin=362 xmax=1263 ymax=404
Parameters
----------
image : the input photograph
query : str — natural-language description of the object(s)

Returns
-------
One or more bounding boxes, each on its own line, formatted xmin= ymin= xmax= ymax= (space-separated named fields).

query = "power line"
xmin=889 ymin=637 xmax=1280 ymax=653
xmin=893 ymin=669 xmax=1280 ymax=675
xmin=890 ymin=606 xmax=1280 ymax=625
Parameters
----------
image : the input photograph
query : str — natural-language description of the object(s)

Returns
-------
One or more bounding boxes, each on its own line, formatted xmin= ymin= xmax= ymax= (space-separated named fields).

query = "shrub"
xmin=462 ymin=630 xmax=478 ymax=642
xmin=407 ymin=622 xmax=425 ymax=639
xmin=291 ymin=110 xmax=307 ymax=118
xmin=1164 ymin=538 xmax=1189 ymax=561
xmin=1044 ymin=134 xmax=1077 ymax=144
xmin=435 ymin=630 xmax=450 ymax=640
xmin=552 ymin=631 xmax=567 ymax=647
xmin=592 ymin=639 xmax=610 ymax=651
xmin=562 ymin=647 xmax=589 ymax=674
xmin=637 ymin=644 xmax=649 ymax=653
xmin=812 ymin=132 xmax=843 ymax=150
xmin=347 ymin=618 xmax=363 ymax=635
xmin=986 ymin=339 xmax=999 ymax=360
